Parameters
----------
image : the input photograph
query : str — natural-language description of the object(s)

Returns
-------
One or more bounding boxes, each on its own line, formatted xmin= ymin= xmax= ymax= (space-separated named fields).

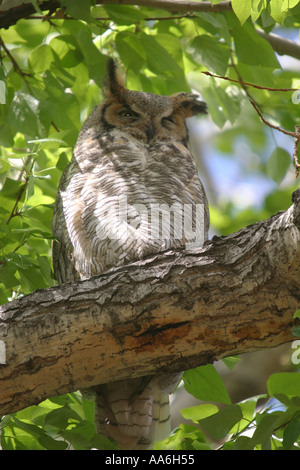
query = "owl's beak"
xmin=146 ymin=122 xmax=154 ymax=142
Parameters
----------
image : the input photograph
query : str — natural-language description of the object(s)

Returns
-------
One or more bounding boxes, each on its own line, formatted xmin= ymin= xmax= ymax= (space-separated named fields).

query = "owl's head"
xmin=98 ymin=59 xmax=207 ymax=145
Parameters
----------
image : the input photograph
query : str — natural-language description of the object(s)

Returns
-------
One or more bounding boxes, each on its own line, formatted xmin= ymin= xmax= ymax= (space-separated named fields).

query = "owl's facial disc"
xmin=103 ymin=101 xmax=157 ymax=143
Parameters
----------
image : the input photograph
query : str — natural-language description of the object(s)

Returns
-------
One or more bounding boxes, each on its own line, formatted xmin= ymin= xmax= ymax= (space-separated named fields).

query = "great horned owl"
xmin=52 ymin=59 xmax=209 ymax=450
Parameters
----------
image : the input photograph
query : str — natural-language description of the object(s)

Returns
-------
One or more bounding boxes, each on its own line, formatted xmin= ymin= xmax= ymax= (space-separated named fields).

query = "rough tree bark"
xmin=0 ymin=189 xmax=299 ymax=417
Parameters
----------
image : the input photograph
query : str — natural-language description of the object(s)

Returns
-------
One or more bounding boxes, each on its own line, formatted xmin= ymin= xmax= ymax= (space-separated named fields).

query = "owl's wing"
xmin=52 ymin=159 xmax=81 ymax=283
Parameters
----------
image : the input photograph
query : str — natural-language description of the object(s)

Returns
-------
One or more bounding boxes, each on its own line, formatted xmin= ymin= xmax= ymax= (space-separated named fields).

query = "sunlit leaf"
xmin=191 ymin=35 xmax=230 ymax=75
xmin=268 ymin=373 xmax=300 ymax=399
xmin=231 ymin=0 xmax=252 ymax=24
xmin=183 ymin=365 xmax=231 ymax=404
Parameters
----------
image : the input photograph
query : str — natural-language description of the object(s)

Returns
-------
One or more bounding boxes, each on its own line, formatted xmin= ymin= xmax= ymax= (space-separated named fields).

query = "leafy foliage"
xmin=155 ymin=366 xmax=300 ymax=450
xmin=0 ymin=392 xmax=118 ymax=450
xmin=0 ymin=0 xmax=299 ymax=450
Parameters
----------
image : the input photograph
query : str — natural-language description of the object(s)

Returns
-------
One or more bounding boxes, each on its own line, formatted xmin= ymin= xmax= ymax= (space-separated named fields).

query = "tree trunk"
xmin=0 ymin=189 xmax=299 ymax=416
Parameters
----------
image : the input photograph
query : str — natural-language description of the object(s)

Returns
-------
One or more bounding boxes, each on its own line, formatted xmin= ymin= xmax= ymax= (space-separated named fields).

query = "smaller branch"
xmin=248 ymin=99 xmax=297 ymax=138
xmin=51 ymin=121 xmax=60 ymax=132
xmin=201 ymin=71 xmax=298 ymax=92
xmin=205 ymin=67 xmax=300 ymax=178
xmin=27 ymin=13 xmax=197 ymax=22
xmin=0 ymin=37 xmax=30 ymax=79
xmin=0 ymin=36 xmax=32 ymax=93
xmin=98 ymin=0 xmax=232 ymax=13
xmin=257 ymin=30 xmax=300 ymax=61
xmin=6 ymin=159 xmax=34 ymax=225
xmin=249 ymin=100 xmax=300 ymax=179
xmin=6 ymin=179 xmax=28 ymax=225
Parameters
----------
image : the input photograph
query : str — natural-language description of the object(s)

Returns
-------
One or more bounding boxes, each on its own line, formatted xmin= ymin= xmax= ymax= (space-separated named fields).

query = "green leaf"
xmin=50 ymin=93 xmax=81 ymax=131
xmin=140 ymin=33 xmax=183 ymax=79
xmin=294 ymin=309 xmax=300 ymax=319
xmin=75 ymin=29 xmax=108 ymax=86
xmin=267 ymin=372 xmax=300 ymax=399
xmin=191 ymin=35 xmax=230 ymax=75
xmin=7 ymin=92 xmax=39 ymax=137
xmin=104 ymin=5 xmax=145 ymax=24
xmin=61 ymin=0 xmax=91 ymax=20
xmin=1 ymin=177 xmax=24 ymax=199
xmin=7 ymin=252 xmax=39 ymax=269
xmin=283 ymin=417 xmax=300 ymax=449
xmin=38 ymin=434 xmax=68 ymax=450
xmin=200 ymin=86 xmax=227 ymax=128
xmin=183 ymin=365 xmax=231 ymax=404
xmin=11 ymin=417 xmax=43 ymax=439
xmin=232 ymin=22 xmax=280 ymax=68
xmin=60 ymin=429 xmax=91 ymax=449
xmin=0 ymin=125 xmax=13 ymax=147
xmin=115 ymin=32 xmax=145 ymax=73
xmin=267 ymin=147 xmax=291 ymax=183
xmin=200 ymin=82 xmax=241 ymax=128
xmin=250 ymin=412 xmax=287 ymax=449
xmin=222 ymin=356 xmax=240 ymax=370
xmin=232 ymin=0 xmax=252 ymax=24
xmin=0 ymin=263 xmax=19 ymax=288
xmin=1 ymin=418 xmax=44 ymax=450
xmin=28 ymin=44 xmax=54 ymax=73
xmin=269 ymin=0 xmax=286 ymax=23
xmin=154 ymin=424 xmax=208 ymax=451
xmin=198 ymin=405 xmax=243 ymax=440
xmin=56 ymin=151 xmax=70 ymax=172
xmin=76 ymin=30 xmax=104 ymax=66
xmin=90 ymin=432 xmax=120 ymax=450
xmin=233 ymin=435 xmax=253 ymax=450
xmin=292 ymin=326 xmax=300 ymax=337
xmin=251 ymin=0 xmax=267 ymax=22
xmin=50 ymin=35 xmax=83 ymax=68
xmin=44 ymin=406 xmax=82 ymax=430
xmin=18 ymin=267 xmax=48 ymax=291
xmin=181 ymin=403 xmax=219 ymax=423
xmin=282 ymin=0 xmax=300 ymax=11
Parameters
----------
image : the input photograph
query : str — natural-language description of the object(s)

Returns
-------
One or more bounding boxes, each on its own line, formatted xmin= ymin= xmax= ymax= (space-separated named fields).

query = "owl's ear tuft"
xmin=103 ymin=59 xmax=126 ymax=101
xmin=172 ymin=92 xmax=207 ymax=118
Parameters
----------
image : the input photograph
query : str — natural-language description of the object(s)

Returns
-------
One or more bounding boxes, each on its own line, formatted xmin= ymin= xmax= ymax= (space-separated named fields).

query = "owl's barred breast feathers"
xmin=52 ymin=59 xmax=209 ymax=449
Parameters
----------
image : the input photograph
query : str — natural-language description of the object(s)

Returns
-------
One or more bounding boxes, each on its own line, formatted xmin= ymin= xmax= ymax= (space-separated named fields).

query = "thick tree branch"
xmin=0 ymin=0 xmax=232 ymax=29
xmin=1 ymin=1 xmax=300 ymax=61
xmin=0 ymin=189 xmax=299 ymax=417
xmin=257 ymin=30 xmax=300 ymax=61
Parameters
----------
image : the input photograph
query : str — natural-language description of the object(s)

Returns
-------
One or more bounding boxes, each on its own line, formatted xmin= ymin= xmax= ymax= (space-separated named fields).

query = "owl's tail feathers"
xmin=93 ymin=376 xmax=171 ymax=450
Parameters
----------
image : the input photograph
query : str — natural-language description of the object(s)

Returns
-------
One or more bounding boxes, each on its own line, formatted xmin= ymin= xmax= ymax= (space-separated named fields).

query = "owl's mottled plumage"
xmin=52 ymin=59 xmax=209 ymax=449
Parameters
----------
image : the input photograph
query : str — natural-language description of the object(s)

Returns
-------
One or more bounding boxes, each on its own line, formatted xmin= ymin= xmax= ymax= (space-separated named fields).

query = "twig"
xmin=202 ymin=71 xmax=298 ymax=92
xmin=248 ymin=99 xmax=297 ymax=138
xmin=27 ymin=13 xmax=197 ymax=21
xmin=6 ymin=178 xmax=29 ymax=225
xmin=0 ymin=36 xmax=32 ymax=93
xmin=249 ymin=100 xmax=300 ymax=178
xmin=0 ymin=37 xmax=30 ymax=79
xmin=6 ymin=159 xmax=35 ymax=225
xmin=206 ymin=66 xmax=300 ymax=178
